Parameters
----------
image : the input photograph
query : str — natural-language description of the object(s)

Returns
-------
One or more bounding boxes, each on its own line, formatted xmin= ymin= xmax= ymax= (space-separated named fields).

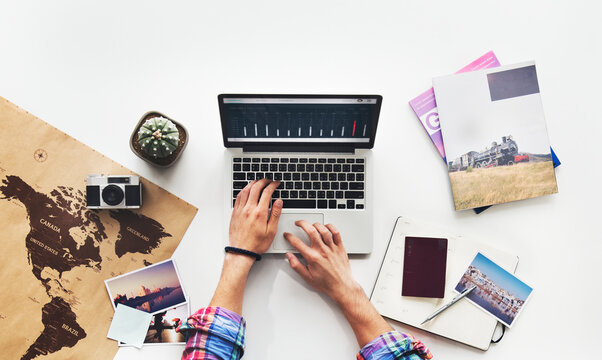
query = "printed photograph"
xmin=434 ymin=62 xmax=558 ymax=210
xmin=105 ymin=259 xmax=187 ymax=315
xmin=455 ymin=252 xmax=533 ymax=327
xmin=120 ymin=302 xmax=189 ymax=346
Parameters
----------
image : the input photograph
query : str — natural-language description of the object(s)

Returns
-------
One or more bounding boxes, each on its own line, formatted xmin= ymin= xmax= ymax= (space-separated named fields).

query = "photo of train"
xmin=448 ymin=135 xmax=529 ymax=172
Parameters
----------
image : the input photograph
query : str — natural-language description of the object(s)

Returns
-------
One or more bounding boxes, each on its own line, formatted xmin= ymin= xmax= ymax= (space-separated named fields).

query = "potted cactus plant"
xmin=130 ymin=111 xmax=188 ymax=167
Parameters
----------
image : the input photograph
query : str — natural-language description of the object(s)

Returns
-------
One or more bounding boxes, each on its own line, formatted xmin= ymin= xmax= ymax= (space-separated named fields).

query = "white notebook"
xmin=370 ymin=216 xmax=519 ymax=350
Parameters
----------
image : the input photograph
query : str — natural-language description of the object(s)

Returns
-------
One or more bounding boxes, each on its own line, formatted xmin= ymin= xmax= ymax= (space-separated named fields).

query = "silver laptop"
xmin=219 ymin=94 xmax=382 ymax=254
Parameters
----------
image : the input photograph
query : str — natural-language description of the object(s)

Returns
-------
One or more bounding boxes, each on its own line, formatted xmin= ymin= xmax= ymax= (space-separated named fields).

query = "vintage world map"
xmin=0 ymin=97 xmax=197 ymax=359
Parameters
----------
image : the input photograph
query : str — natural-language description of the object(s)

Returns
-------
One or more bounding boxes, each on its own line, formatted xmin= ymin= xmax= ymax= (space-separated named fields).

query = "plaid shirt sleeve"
xmin=357 ymin=331 xmax=434 ymax=360
xmin=176 ymin=306 xmax=246 ymax=360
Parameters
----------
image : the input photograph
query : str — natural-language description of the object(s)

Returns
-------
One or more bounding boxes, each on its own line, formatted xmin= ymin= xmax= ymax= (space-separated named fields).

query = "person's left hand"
xmin=229 ymin=179 xmax=283 ymax=254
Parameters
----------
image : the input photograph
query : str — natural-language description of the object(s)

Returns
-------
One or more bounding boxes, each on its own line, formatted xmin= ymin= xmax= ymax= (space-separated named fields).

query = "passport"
xmin=402 ymin=236 xmax=448 ymax=298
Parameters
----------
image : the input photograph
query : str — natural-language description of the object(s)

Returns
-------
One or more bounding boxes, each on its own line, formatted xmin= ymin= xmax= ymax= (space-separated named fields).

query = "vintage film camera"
xmin=86 ymin=175 xmax=142 ymax=209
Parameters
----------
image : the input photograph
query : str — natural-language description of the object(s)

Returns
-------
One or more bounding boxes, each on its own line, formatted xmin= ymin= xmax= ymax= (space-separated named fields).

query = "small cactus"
xmin=137 ymin=117 xmax=180 ymax=158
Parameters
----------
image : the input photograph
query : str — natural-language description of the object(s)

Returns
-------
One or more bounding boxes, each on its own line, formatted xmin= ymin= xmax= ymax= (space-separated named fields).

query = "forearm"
xmin=209 ymin=253 xmax=255 ymax=314
xmin=335 ymin=285 xmax=393 ymax=348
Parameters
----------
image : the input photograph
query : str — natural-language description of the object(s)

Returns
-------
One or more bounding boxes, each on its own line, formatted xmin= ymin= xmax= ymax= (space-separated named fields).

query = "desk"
xmin=1 ymin=1 xmax=600 ymax=359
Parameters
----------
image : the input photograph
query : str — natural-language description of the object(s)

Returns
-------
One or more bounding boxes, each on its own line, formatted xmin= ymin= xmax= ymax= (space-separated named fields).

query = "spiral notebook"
xmin=369 ymin=216 xmax=519 ymax=350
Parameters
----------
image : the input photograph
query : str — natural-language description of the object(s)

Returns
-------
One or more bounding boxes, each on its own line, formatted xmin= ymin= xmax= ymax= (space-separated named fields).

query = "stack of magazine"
xmin=409 ymin=51 xmax=560 ymax=212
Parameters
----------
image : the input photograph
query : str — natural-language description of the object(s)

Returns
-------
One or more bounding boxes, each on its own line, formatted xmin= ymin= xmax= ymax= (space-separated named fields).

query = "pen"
xmin=420 ymin=285 xmax=477 ymax=325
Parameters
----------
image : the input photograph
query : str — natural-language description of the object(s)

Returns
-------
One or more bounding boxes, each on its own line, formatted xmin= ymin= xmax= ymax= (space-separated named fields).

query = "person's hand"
xmin=229 ymin=179 xmax=283 ymax=254
xmin=284 ymin=221 xmax=361 ymax=304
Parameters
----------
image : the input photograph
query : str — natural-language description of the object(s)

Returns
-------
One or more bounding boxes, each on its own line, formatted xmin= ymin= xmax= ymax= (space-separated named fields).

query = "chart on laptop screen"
xmin=222 ymin=97 xmax=377 ymax=143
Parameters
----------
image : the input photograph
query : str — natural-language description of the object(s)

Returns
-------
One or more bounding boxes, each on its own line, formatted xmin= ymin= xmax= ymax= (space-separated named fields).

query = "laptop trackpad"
xmin=273 ymin=213 xmax=324 ymax=251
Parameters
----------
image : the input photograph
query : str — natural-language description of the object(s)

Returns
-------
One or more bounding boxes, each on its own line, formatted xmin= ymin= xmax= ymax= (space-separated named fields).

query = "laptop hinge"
xmin=242 ymin=144 xmax=355 ymax=154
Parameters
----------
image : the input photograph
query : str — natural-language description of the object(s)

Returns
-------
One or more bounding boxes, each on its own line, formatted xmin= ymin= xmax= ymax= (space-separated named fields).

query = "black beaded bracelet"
xmin=225 ymin=246 xmax=262 ymax=261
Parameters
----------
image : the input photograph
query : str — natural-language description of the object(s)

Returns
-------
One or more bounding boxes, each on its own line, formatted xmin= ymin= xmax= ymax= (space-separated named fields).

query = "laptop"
xmin=219 ymin=94 xmax=382 ymax=254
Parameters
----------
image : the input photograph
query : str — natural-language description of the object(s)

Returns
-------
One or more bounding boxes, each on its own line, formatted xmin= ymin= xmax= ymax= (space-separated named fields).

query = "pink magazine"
xmin=408 ymin=51 xmax=501 ymax=162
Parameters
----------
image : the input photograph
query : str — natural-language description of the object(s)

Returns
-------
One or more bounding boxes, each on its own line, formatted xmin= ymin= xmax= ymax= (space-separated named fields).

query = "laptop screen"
xmin=219 ymin=94 xmax=381 ymax=149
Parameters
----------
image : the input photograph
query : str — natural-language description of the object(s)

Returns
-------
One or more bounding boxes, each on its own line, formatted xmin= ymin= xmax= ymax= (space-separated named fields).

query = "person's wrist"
xmin=332 ymin=281 xmax=365 ymax=309
xmin=223 ymin=252 xmax=255 ymax=274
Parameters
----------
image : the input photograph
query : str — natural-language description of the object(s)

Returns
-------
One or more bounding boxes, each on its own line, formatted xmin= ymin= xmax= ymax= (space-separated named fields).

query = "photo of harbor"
xmin=455 ymin=252 xmax=533 ymax=327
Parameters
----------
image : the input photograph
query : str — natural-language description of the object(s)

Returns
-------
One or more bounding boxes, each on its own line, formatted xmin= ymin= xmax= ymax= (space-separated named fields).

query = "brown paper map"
xmin=0 ymin=97 xmax=198 ymax=359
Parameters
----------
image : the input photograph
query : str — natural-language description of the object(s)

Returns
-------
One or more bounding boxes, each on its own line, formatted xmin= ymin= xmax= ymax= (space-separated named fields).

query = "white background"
xmin=1 ymin=1 xmax=600 ymax=359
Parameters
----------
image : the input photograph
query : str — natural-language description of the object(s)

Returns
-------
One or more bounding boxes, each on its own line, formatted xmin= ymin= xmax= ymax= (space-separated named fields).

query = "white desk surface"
xmin=1 ymin=1 xmax=600 ymax=359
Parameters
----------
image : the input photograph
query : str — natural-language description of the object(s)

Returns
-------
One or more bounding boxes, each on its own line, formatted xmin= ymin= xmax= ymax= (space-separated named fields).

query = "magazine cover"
xmin=433 ymin=61 xmax=558 ymax=210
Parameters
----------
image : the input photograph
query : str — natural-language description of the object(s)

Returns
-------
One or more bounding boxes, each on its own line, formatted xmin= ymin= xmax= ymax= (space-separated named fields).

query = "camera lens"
xmin=102 ymin=185 xmax=124 ymax=206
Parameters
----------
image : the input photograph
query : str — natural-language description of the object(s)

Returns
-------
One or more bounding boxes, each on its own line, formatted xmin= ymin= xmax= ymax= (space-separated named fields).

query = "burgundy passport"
xmin=402 ymin=236 xmax=448 ymax=298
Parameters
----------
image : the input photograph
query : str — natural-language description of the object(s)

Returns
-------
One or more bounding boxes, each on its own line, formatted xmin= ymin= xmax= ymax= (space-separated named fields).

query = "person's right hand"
xmin=284 ymin=221 xmax=362 ymax=304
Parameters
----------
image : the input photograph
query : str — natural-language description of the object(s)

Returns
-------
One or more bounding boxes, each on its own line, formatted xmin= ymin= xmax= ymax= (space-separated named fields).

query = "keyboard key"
xmin=233 ymin=158 xmax=242 ymax=162
xmin=247 ymin=173 xmax=255 ymax=180
xmin=336 ymin=191 xmax=344 ymax=199
xmin=350 ymin=182 xmax=364 ymax=190
xmin=233 ymin=190 xmax=241 ymax=197
xmin=338 ymin=173 xmax=346 ymax=181
xmin=252 ymin=164 xmax=259 ymax=171
xmin=356 ymin=204 xmax=364 ymax=209
xmin=318 ymin=158 xmax=326 ymax=163
xmin=308 ymin=191 xmax=317 ymax=199
xmin=281 ymin=190 xmax=289 ymax=198
xmin=233 ymin=164 xmax=242 ymax=171
xmin=243 ymin=164 xmax=250 ymax=171
xmin=273 ymin=190 xmax=280 ymax=198
xmin=313 ymin=182 xmax=321 ymax=190
xmin=284 ymin=173 xmax=292 ymax=180
xmin=309 ymin=158 xmax=317 ymax=163
xmin=243 ymin=158 xmax=251 ymax=163
xmin=274 ymin=173 xmax=283 ymax=181
xmin=297 ymin=164 xmax=305 ymax=172
xmin=295 ymin=182 xmax=303 ymax=189
xmin=356 ymin=173 xmax=364 ymax=181
xmin=233 ymin=172 xmax=245 ymax=180
xmin=321 ymin=182 xmax=330 ymax=190
xmin=340 ymin=183 xmax=348 ymax=190
xmin=286 ymin=182 xmax=293 ymax=189
xmin=270 ymin=164 xmax=278 ymax=171
xmin=287 ymin=164 xmax=295 ymax=172
xmin=325 ymin=164 xmax=333 ymax=172
xmin=346 ymin=173 xmax=355 ymax=181
xmin=352 ymin=165 xmax=364 ymax=172
xmin=333 ymin=164 xmax=341 ymax=172
xmin=293 ymin=173 xmax=301 ymax=180
xmin=338 ymin=204 xmax=346 ymax=209
xmin=277 ymin=182 xmax=284 ymax=189
xmin=331 ymin=182 xmax=339 ymax=190
xmin=329 ymin=200 xmax=337 ymax=209
xmin=317 ymin=191 xmax=325 ymax=198
xmin=347 ymin=200 xmax=355 ymax=209
xmin=319 ymin=173 xmax=327 ymax=181
xmin=256 ymin=173 xmax=264 ymax=179
xmin=271 ymin=158 xmax=280 ymax=163
xmin=343 ymin=164 xmax=350 ymax=172
xmin=252 ymin=158 xmax=261 ymax=163
xmin=318 ymin=200 xmax=327 ymax=209
xmin=281 ymin=158 xmax=289 ymax=163
xmin=311 ymin=173 xmax=319 ymax=181
xmin=346 ymin=159 xmax=355 ymax=163
xmin=299 ymin=191 xmax=307 ymax=198
xmin=316 ymin=164 xmax=324 ymax=172
xmin=233 ymin=181 xmax=248 ymax=189
xmin=302 ymin=173 xmax=310 ymax=181
xmin=304 ymin=182 xmax=312 ymax=190
xmin=356 ymin=159 xmax=365 ymax=163
xmin=261 ymin=164 xmax=269 ymax=171
xmin=262 ymin=158 xmax=270 ymax=162
xmin=327 ymin=191 xmax=334 ymax=198
xmin=281 ymin=199 xmax=316 ymax=208
xmin=290 ymin=191 xmax=298 ymax=198
xmin=327 ymin=158 xmax=336 ymax=163
xmin=345 ymin=191 xmax=364 ymax=199
xmin=299 ymin=158 xmax=308 ymax=163
xmin=290 ymin=158 xmax=298 ymax=163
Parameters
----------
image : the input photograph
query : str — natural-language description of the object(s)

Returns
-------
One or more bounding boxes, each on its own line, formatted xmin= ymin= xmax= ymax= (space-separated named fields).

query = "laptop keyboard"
xmin=232 ymin=156 xmax=365 ymax=210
